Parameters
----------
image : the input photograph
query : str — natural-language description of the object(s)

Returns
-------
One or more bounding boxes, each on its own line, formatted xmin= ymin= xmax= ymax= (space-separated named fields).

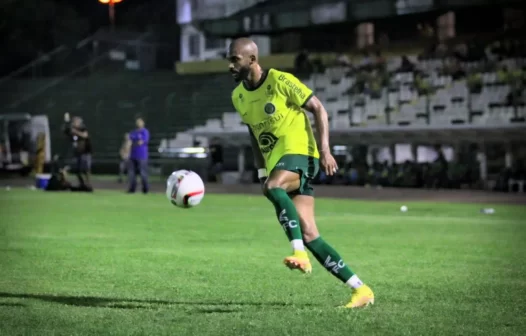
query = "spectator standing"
xmin=0 ymin=143 xmax=4 ymax=169
xmin=128 ymin=117 xmax=150 ymax=194
xmin=294 ymin=49 xmax=312 ymax=75
xmin=359 ymin=51 xmax=372 ymax=70
xmin=118 ymin=132 xmax=131 ymax=183
xmin=399 ymin=55 xmax=415 ymax=72
xmin=336 ymin=53 xmax=351 ymax=67
xmin=63 ymin=113 xmax=92 ymax=191
xmin=33 ymin=133 xmax=46 ymax=174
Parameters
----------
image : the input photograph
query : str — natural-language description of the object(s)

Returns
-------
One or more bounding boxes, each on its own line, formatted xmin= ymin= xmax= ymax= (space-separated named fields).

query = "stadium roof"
xmin=198 ymin=0 xmax=343 ymax=37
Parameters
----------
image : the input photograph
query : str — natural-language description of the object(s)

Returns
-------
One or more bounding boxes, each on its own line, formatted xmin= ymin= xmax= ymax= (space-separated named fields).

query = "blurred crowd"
xmin=291 ymin=36 xmax=526 ymax=192
xmin=295 ymin=37 xmax=526 ymax=106
xmin=314 ymin=153 xmax=525 ymax=192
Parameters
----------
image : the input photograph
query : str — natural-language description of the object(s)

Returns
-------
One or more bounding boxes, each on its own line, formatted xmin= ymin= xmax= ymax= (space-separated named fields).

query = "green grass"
xmin=1 ymin=189 xmax=525 ymax=336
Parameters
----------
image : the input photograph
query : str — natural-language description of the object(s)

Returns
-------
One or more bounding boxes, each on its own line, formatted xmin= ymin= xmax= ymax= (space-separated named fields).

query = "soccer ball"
xmin=166 ymin=170 xmax=205 ymax=208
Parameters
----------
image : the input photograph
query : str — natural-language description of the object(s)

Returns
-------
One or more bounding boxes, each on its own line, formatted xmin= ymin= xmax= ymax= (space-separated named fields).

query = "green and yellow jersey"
xmin=231 ymin=69 xmax=319 ymax=172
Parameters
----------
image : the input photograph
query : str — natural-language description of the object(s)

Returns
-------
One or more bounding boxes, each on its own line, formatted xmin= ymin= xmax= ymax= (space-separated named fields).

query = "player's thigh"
xmin=292 ymin=195 xmax=319 ymax=242
xmin=266 ymin=169 xmax=300 ymax=193
xmin=268 ymin=154 xmax=319 ymax=194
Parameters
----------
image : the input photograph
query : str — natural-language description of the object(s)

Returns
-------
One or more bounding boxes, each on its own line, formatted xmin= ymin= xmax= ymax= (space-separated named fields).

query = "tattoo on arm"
xmin=303 ymin=95 xmax=330 ymax=152
xmin=247 ymin=126 xmax=265 ymax=169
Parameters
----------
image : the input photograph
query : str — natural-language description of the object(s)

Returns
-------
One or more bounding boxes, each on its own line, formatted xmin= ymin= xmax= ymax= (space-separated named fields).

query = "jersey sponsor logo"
xmin=264 ymin=102 xmax=276 ymax=115
xmin=258 ymin=132 xmax=278 ymax=154
xmin=265 ymin=84 xmax=273 ymax=97
xmin=277 ymin=74 xmax=307 ymax=101
xmin=251 ymin=113 xmax=283 ymax=132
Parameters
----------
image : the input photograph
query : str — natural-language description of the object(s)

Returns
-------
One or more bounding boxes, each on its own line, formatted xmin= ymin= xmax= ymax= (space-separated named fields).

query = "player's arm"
xmin=232 ymin=92 xmax=267 ymax=182
xmin=247 ymin=126 xmax=267 ymax=183
xmin=304 ymin=97 xmax=338 ymax=175
xmin=277 ymin=72 xmax=337 ymax=175
xmin=276 ymin=72 xmax=330 ymax=152
xmin=303 ymin=96 xmax=330 ymax=153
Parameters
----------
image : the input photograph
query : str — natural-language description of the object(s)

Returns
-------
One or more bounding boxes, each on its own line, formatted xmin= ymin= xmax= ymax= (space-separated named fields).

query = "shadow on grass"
xmin=0 ymin=302 xmax=25 ymax=307
xmin=0 ymin=292 xmax=315 ymax=311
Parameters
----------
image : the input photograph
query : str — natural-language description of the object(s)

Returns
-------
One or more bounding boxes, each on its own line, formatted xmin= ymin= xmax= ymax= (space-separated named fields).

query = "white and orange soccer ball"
xmin=166 ymin=170 xmax=205 ymax=208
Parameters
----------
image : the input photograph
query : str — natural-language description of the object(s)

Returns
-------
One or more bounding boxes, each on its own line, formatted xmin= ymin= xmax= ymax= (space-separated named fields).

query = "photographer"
xmin=63 ymin=112 xmax=93 ymax=191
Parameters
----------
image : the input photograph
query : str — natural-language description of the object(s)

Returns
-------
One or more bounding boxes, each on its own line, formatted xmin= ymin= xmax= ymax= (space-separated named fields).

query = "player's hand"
xmin=259 ymin=177 xmax=267 ymax=193
xmin=320 ymin=151 xmax=338 ymax=176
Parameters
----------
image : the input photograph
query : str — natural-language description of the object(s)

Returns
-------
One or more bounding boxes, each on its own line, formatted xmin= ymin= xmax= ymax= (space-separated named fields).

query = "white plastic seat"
xmin=333 ymin=113 xmax=350 ymax=130
xmin=222 ymin=112 xmax=244 ymax=130
xmin=204 ymin=119 xmax=222 ymax=131
xmin=312 ymin=74 xmax=330 ymax=92
xmin=350 ymin=105 xmax=365 ymax=126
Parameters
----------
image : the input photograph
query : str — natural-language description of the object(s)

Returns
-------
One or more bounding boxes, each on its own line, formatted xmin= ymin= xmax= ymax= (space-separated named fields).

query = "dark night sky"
xmin=66 ymin=0 xmax=163 ymax=30
xmin=0 ymin=0 xmax=175 ymax=75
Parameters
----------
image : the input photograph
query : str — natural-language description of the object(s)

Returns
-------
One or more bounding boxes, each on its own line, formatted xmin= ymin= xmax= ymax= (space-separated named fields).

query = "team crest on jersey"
xmin=265 ymin=84 xmax=273 ymax=97
xmin=238 ymin=93 xmax=244 ymax=103
xmin=258 ymin=132 xmax=278 ymax=153
xmin=264 ymin=102 xmax=276 ymax=115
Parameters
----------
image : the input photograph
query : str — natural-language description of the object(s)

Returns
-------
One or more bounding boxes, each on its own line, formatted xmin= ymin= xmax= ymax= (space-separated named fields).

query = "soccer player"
xmin=228 ymin=38 xmax=374 ymax=308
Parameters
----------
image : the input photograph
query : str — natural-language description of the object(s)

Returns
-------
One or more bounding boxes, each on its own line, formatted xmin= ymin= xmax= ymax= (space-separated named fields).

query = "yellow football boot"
xmin=283 ymin=250 xmax=312 ymax=274
xmin=344 ymin=284 xmax=375 ymax=308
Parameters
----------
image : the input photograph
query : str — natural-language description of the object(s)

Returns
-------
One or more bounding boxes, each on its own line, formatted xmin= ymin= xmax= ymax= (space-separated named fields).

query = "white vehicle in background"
xmin=0 ymin=113 xmax=51 ymax=175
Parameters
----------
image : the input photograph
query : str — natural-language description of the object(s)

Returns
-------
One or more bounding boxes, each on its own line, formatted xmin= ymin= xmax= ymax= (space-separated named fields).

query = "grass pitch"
xmin=1 ymin=189 xmax=525 ymax=336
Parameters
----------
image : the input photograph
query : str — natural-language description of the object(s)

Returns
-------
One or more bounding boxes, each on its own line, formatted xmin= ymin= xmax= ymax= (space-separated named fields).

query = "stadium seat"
xmin=204 ymin=119 xmax=222 ymax=131
xmin=222 ymin=112 xmax=243 ymax=130
xmin=508 ymin=179 xmax=525 ymax=193
xmin=333 ymin=112 xmax=350 ymax=130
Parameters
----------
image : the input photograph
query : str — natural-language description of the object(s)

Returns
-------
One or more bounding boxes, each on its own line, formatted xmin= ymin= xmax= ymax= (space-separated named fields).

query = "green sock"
xmin=271 ymin=203 xmax=292 ymax=241
xmin=266 ymin=188 xmax=304 ymax=248
xmin=306 ymin=236 xmax=355 ymax=283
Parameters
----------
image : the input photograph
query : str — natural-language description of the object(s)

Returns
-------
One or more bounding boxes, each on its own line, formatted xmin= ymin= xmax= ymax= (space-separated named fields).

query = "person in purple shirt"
xmin=127 ymin=117 xmax=150 ymax=194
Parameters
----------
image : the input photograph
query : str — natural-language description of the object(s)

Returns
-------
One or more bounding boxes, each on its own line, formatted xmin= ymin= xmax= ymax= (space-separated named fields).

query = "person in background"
xmin=63 ymin=113 xmax=92 ymax=191
xmin=374 ymin=51 xmax=386 ymax=71
xmin=33 ymin=133 xmax=46 ymax=175
xmin=399 ymin=55 xmax=415 ymax=72
xmin=294 ymin=49 xmax=312 ymax=75
xmin=208 ymin=137 xmax=223 ymax=183
xmin=45 ymin=155 xmax=72 ymax=191
xmin=336 ymin=53 xmax=351 ymax=67
xmin=0 ymin=142 xmax=4 ymax=169
xmin=118 ymin=132 xmax=131 ymax=183
xmin=128 ymin=117 xmax=149 ymax=194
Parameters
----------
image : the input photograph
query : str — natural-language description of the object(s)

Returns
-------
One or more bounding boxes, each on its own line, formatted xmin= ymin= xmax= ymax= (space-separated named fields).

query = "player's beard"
xmin=235 ymin=66 xmax=250 ymax=83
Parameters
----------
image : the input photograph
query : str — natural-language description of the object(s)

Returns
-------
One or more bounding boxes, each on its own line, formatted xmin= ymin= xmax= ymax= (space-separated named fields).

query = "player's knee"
xmin=263 ymin=180 xmax=287 ymax=200
xmin=264 ymin=179 xmax=285 ymax=192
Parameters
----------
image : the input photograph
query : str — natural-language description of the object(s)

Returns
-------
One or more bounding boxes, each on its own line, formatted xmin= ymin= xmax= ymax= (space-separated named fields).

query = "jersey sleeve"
xmin=232 ymin=90 xmax=248 ymax=125
xmin=231 ymin=90 xmax=240 ymax=113
xmin=275 ymin=71 xmax=314 ymax=108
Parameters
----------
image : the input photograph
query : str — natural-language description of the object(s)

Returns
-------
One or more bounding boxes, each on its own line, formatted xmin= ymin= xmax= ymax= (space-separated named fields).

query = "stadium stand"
xmin=1 ymin=3 xmax=524 ymax=190
xmin=161 ymin=39 xmax=526 ymax=147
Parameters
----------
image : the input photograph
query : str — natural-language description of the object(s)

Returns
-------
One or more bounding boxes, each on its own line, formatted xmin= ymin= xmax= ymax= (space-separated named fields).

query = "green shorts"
xmin=271 ymin=154 xmax=319 ymax=196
